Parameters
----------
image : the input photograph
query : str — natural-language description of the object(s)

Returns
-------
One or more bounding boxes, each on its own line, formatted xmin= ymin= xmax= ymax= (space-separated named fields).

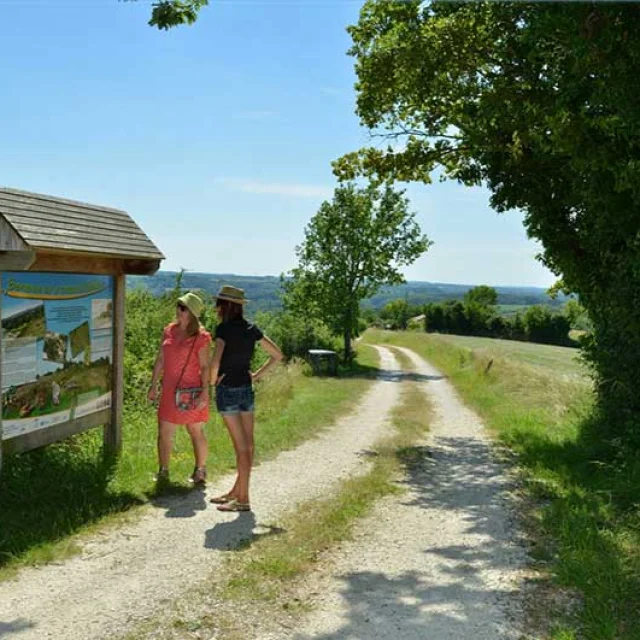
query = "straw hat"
xmin=177 ymin=291 xmax=204 ymax=318
xmin=216 ymin=285 xmax=248 ymax=305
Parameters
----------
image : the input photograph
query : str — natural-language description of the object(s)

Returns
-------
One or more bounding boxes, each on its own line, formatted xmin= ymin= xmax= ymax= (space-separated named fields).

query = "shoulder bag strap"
xmin=175 ymin=336 xmax=198 ymax=391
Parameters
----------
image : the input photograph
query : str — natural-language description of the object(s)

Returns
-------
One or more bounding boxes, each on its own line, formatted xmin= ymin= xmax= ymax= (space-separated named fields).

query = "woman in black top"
xmin=209 ymin=285 xmax=283 ymax=511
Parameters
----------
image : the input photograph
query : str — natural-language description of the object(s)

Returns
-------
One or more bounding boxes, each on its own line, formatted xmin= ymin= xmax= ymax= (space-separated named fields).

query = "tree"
xmin=130 ymin=0 xmax=208 ymax=30
xmin=284 ymin=182 xmax=431 ymax=359
xmin=464 ymin=286 xmax=498 ymax=310
xmin=333 ymin=2 xmax=640 ymax=441
xmin=380 ymin=298 xmax=412 ymax=330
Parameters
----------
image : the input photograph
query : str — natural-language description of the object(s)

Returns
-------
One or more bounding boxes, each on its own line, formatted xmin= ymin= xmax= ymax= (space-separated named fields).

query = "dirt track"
xmin=0 ymin=346 xmax=526 ymax=640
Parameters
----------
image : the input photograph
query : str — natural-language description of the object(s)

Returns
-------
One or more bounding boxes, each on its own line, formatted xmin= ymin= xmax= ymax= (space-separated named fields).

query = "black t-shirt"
xmin=215 ymin=319 xmax=264 ymax=387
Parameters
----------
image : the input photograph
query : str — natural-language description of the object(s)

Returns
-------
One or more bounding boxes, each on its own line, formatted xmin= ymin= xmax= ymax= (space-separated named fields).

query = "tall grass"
xmin=366 ymin=329 xmax=640 ymax=639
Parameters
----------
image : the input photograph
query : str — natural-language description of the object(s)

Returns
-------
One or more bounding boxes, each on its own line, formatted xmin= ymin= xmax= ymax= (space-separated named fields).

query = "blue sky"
xmin=0 ymin=0 xmax=555 ymax=288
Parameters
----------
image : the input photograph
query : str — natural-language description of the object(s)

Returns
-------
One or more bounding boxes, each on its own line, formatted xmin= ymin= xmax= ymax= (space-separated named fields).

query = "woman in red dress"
xmin=148 ymin=292 xmax=212 ymax=485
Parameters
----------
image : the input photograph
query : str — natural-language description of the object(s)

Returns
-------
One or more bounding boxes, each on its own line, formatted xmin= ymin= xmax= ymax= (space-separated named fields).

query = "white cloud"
xmin=218 ymin=178 xmax=333 ymax=199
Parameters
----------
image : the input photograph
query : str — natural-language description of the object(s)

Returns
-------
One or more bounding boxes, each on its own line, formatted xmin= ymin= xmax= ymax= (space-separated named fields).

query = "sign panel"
xmin=1 ymin=273 xmax=113 ymax=440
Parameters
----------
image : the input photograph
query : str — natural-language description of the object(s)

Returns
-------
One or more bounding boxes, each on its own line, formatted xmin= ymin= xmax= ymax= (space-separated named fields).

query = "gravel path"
xmin=280 ymin=346 xmax=527 ymax=640
xmin=0 ymin=345 xmax=527 ymax=640
xmin=0 ymin=347 xmax=401 ymax=640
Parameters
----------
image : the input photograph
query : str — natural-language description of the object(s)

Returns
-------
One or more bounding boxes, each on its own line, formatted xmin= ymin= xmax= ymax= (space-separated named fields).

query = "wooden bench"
xmin=308 ymin=349 xmax=338 ymax=376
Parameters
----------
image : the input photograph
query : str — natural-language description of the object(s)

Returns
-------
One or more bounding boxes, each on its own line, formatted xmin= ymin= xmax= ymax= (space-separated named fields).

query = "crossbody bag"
xmin=175 ymin=337 xmax=203 ymax=411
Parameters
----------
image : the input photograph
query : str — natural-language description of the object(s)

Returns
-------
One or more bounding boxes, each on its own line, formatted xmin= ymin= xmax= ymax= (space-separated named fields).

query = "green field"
xmin=435 ymin=333 xmax=587 ymax=379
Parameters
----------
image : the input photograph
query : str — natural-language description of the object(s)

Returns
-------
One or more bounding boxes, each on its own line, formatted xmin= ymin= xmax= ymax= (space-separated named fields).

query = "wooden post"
xmin=0 ymin=280 xmax=3 ymax=476
xmin=104 ymin=272 xmax=125 ymax=456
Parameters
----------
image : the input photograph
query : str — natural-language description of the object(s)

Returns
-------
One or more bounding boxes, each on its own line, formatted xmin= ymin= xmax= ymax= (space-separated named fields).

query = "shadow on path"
xmin=293 ymin=570 xmax=519 ymax=639
xmin=150 ymin=485 xmax=207 ymax=519
xmin=399 ymin=435 xmax=519 ymax=568
xmin=0 ymin=618 xmax=35 ymax=638
xmin=378 ymin=369 xmax=445 ymax=383
xmin=204 ymin=513 xmax=286 ymax=551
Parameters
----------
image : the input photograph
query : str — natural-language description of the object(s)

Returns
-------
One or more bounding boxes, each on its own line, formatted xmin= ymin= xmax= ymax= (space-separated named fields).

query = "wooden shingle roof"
xmin=0 ymin=188 xmax=164 ymax=274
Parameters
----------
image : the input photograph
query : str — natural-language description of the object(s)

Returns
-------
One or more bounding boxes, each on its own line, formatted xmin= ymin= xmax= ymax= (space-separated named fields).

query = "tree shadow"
xmin=204 ymin=513 xmax=286 ymax=551
xmin=397 ymin=435 xmax=525 ymax=569
xmin=379 ymin=370 xmax=445 ymax=383
xmin=293 ymin=434 xmax=526 ymax=639
xmin=490 ymin=417 xmax=640 ymax=632
xmin=336 ymin=362 xmax=381 ymax=380
xmin=0 ymin=618 xmax=35 ymax=638
xmin=339 ymin=365 xmax=445 ymax=384
xmin=0 ymin=436 xmax=142 ymax=569
xmin=293 ymin=570 xmax=520 ymax=639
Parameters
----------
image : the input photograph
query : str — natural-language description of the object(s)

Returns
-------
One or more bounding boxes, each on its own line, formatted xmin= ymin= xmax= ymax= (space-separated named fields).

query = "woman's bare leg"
xmin=158 ymin=420 xmax=179 ymax=470
xmin=185 ymin=421 xmax=208 ymax=469
xmin=239 ymin=411 xmax=255 ymax=471
xmin=222 ymin=413 xmax=252 ymax=503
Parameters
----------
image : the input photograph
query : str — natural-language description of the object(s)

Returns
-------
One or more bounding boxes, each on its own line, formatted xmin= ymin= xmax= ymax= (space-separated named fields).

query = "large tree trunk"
xmin=343 ymin=330 xmax=352 ymax=362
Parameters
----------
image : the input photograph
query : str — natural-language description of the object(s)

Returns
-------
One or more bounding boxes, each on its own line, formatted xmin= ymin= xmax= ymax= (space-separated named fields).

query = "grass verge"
xmin=125 ymin=347 xmax=431 ymax=639
xmin=365 ymin=329 xmax=640 ymax=640
xmin=0 ymin=345 xmax=379 ymax=578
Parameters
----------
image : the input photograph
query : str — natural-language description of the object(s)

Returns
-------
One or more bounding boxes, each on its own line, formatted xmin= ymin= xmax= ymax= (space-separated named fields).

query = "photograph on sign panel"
xmin=1 ymin=302 xmax=46 ymax=339
xmin=69 ymin=321 xmax=90 ymax=358
xmin=42 ymin=331 xmax=68 ymax=363
xmin=92 ymin=298 xmax=112 ymax=330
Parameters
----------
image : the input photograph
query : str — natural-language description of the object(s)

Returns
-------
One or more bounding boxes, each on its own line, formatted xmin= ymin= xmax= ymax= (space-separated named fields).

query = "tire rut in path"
xmin=0 ymin=346 xmax=401 ymax=640
xmin=277 ymin=345 xmax=527 ymax=640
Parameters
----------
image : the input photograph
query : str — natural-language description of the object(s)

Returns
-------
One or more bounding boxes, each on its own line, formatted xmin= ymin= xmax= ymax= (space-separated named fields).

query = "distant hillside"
xmin=128 ymin=272 xmax=284 ymax=311
xmin=128 ymin=271 xmax=563 ymax=314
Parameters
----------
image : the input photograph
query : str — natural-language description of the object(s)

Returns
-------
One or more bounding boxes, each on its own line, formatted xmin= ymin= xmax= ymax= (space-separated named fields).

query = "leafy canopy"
xmin=127 ymin=0 xmax=209 ymax=30
xmin=464 ymin=285 xmax=498 ymax=310
xmin=284 ymin=182 xmax=430 ymax=358
xmin=335 ymin=1 xmax=640 ymax=435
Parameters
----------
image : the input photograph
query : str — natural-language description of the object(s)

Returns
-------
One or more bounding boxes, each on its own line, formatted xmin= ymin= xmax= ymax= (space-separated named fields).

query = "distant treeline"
xmin=375 ymin=286 xmax=584 ymax=348
xmin=129 ymin=271 xmax=566 ymax=314
xmin=423 ymin=300 xmax=574 ymax=347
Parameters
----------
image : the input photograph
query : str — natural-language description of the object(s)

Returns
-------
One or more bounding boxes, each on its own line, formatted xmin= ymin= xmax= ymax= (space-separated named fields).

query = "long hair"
xmin=216 ymin=298 xmax=243 ymax=322
xmin=171 ymin=312 xmax=200 ymax=338
xmin=185 ymin=311 xmax=201 ymax=337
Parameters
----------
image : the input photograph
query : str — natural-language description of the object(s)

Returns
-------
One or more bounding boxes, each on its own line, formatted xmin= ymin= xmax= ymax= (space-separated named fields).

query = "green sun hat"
xmin=177 ymin=291 xmax=204 ymax=318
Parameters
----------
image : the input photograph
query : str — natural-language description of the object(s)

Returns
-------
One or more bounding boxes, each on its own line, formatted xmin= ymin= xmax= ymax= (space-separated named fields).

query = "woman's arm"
xmin=251 ymin=335 xmax=284 ymax=382
xmin=209 ymin=338 xmax=226 ymax=387
xmin=147 ymin=346 xmax=164 ymax=403
xmin=196 ymin=339 xmax=211 ymax=409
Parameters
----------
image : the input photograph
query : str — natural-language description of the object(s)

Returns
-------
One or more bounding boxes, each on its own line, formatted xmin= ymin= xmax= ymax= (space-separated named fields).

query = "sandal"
xmin=216 ymin=499 xmax=251 ymax=512
xmin=154 ymin=467 xmax=170 ymax=483
xmin=190 ymin=467 xmax=207 ymax=485
xmin=209 ymin=493 xmax=233 ymax=504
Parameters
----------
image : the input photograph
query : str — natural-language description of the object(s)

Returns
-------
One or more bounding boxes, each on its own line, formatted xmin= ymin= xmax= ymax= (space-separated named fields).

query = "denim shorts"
xmin=216 ymin=384 xmax=255 ymax=415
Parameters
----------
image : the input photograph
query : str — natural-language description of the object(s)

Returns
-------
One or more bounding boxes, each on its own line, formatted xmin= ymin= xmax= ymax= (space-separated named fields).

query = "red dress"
xmin=158 ymin=323 xmax=212 ymax=424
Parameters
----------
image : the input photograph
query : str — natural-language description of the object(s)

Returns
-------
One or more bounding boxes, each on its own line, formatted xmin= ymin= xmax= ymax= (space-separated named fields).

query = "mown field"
xmin=435 ymin=333 xmax=586 ymax=379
